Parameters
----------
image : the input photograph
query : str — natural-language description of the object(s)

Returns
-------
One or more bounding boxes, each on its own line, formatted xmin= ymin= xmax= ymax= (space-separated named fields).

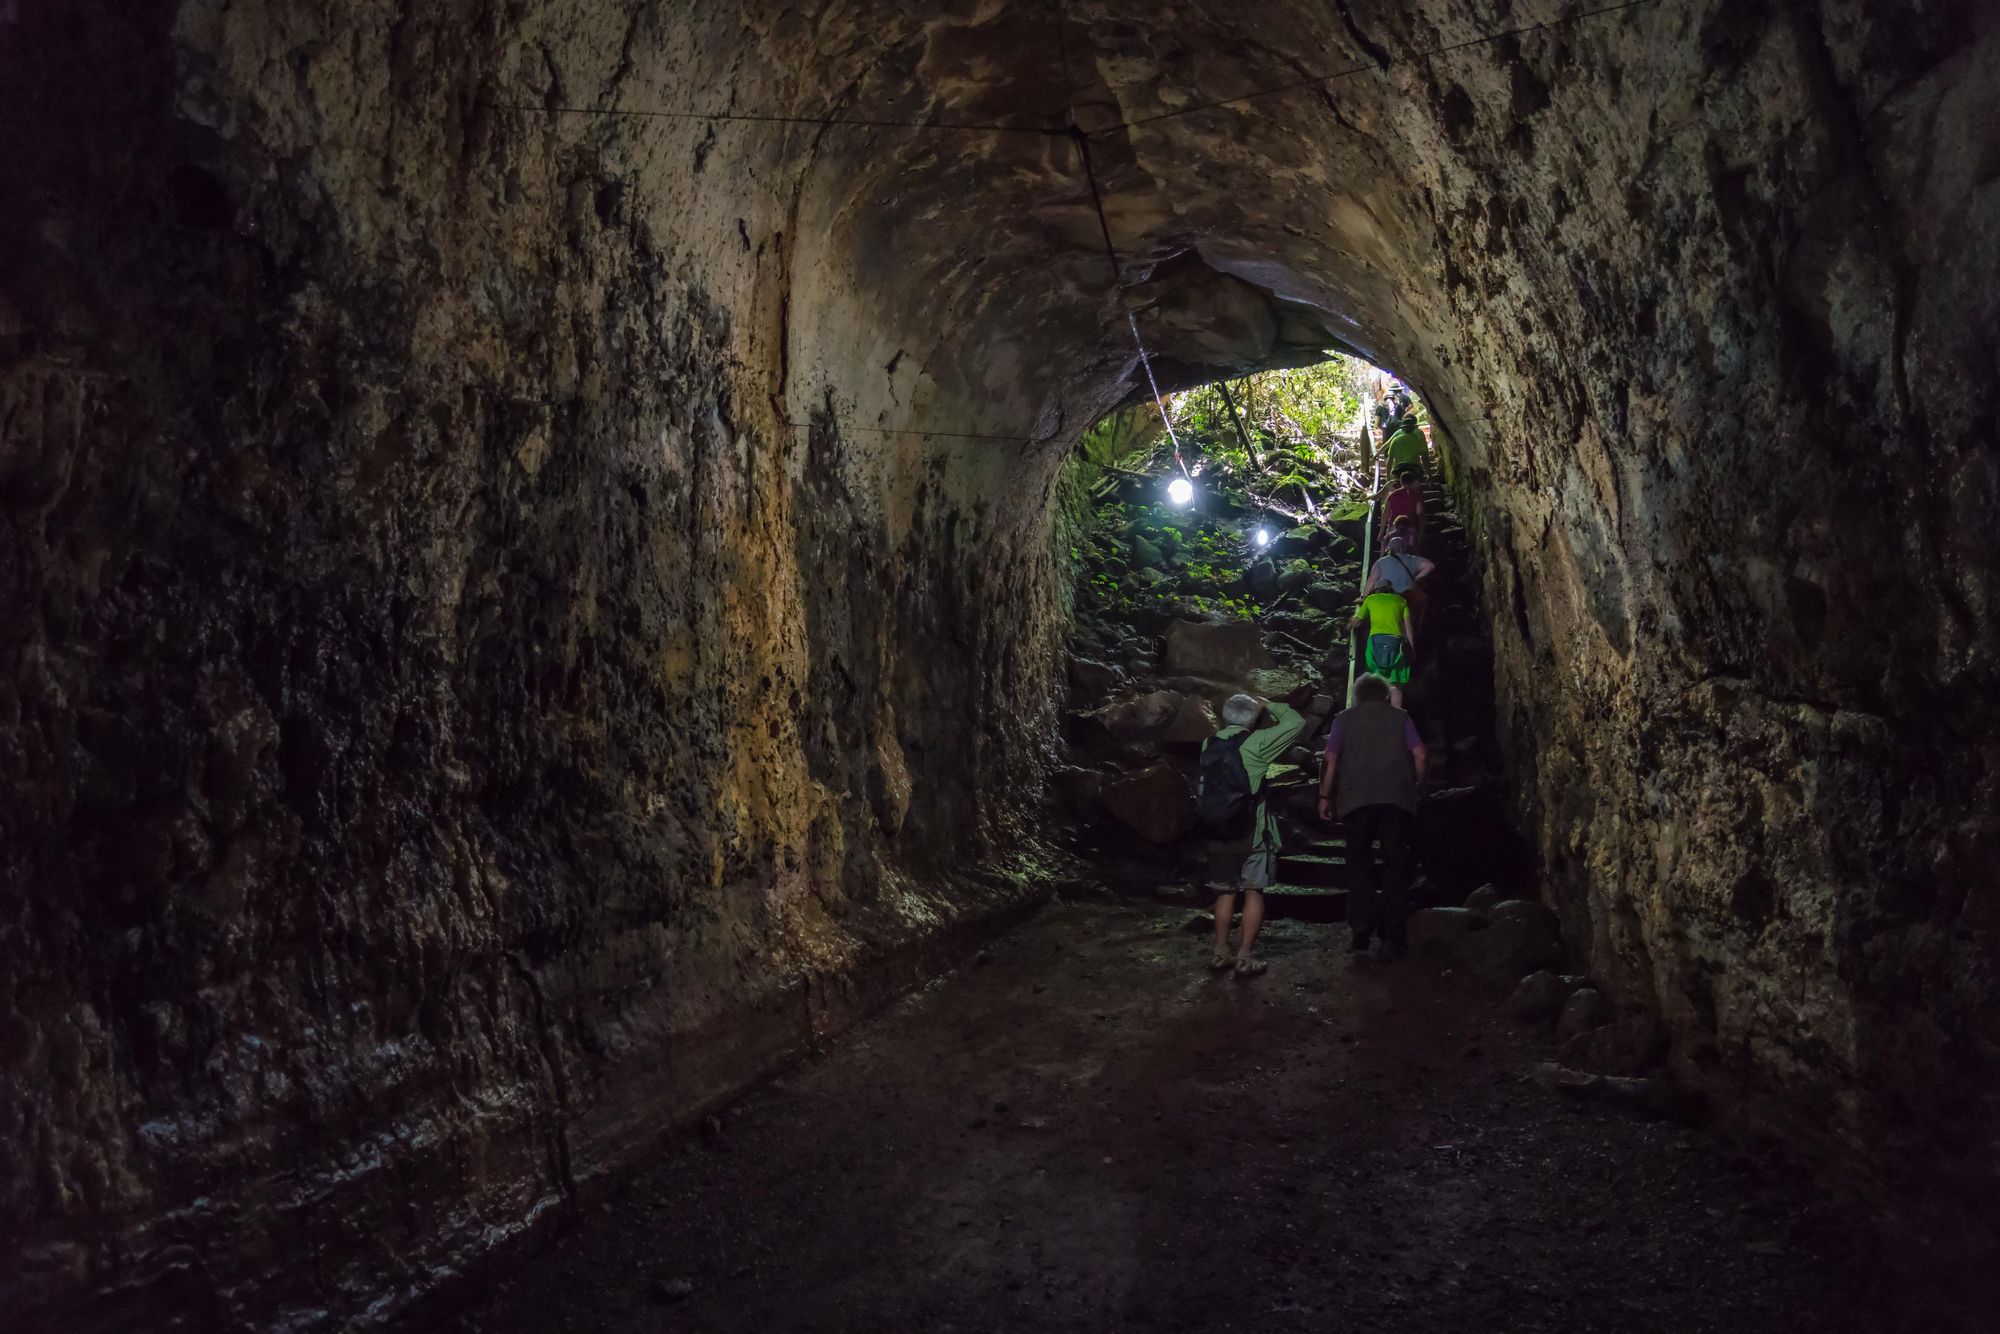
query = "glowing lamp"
xmin=1254 ymin=528 xmax=1271 ymax=547
xmin=1167 ymin=477 xmax=1194 ymax=507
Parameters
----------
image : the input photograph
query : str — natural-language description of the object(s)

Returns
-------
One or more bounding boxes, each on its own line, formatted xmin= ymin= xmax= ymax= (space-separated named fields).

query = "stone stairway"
xmin=1263 ymin=836 xmax=1347 ymax=920
xmin=1258 ymin=472 xmax=1496 ymax=920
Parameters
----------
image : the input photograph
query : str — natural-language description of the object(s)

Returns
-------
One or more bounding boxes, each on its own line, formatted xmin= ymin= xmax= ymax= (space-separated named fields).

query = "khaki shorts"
xmin=1207 ymin=840 xmax=1276 ymax=891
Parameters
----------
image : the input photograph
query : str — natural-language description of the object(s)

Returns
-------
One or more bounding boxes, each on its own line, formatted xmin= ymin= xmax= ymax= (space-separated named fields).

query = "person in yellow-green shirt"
xmin=1384 ymin=416 xmax=1427 ymax=475
xmin=1350 ymin=588 xmax=1414 ymax=707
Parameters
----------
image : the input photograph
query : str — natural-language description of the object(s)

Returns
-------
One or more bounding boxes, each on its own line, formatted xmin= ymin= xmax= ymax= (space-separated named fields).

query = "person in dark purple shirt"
xmin=1317 ymin=674 xmax=1427 ymax=960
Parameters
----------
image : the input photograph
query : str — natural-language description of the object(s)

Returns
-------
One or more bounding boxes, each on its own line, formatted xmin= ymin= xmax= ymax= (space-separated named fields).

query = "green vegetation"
xmin=1064 ymin=355 xmax=1406 ymax=672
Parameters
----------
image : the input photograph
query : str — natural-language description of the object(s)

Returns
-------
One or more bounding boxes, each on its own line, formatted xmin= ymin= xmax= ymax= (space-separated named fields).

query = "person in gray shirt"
xmin=1364 ymin=532 xmax=1435 ymax=634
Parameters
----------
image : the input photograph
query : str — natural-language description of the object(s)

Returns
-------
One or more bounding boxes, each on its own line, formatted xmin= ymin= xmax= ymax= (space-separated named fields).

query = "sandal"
xmin=1208 ymin=952 xmax=1234 ymax=971
xmin=1234 ymin=956 xmax=1268 ymax=978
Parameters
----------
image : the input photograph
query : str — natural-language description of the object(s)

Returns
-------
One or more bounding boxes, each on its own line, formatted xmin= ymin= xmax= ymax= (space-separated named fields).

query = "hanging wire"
xmin=490 ymin=0 xmax=1667 ymax=460
xmin=1056 ymin=5 xmax=1192 ymax=483
xmin=477 ymin=101 xmax=1065 ymax=136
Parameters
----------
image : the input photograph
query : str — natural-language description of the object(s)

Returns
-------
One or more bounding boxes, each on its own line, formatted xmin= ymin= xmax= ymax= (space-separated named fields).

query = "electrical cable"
xmin=491 ymin=0 xmax=1667 ymax=461
xmin=1055 ymin=10 xmax=1192 ymax=483
xmin=477 ymin=101 xmax=1064 ymax=136
xmin=788 ymin=421 xmax=1046 ymax=443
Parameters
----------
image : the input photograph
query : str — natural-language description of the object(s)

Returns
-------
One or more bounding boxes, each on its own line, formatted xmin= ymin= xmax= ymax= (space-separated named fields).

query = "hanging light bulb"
xmin=1254 ymin=527 xmax=1271 ymax=547
xmin=1167 ymin=476 xmax=1194 ymax=507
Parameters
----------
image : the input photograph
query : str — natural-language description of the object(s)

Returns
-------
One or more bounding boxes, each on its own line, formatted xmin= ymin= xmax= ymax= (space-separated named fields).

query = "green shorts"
xmin=1367 ymin=634 xmax=1410 ymax=685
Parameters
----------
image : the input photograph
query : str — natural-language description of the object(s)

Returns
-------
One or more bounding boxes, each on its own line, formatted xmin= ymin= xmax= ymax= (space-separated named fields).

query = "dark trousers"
xmin=1345 ymin=804 xmax=1414 ymax=945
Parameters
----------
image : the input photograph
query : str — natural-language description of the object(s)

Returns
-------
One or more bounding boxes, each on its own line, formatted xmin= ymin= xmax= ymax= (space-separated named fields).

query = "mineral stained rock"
xmin=2 ymin=0 xmax=1997 ymax=1326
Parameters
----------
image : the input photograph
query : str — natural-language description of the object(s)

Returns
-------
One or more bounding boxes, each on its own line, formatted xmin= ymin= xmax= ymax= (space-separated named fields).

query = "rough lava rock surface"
xmin=2 ymin=0 xmax=1998 ymax=1326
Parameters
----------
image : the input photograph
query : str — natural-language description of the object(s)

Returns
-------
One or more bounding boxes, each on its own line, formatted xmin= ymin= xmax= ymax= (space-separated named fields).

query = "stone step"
xmin=1260 ymin=885 xmax=1347 ymax=922
xmin=1275 ymin=852 xmax=1345 ymax=886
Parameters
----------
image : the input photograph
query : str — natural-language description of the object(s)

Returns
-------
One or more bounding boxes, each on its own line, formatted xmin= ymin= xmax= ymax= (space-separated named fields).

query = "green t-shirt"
xmin=1204 ymin=702 xmax=1308 ymax=849
xmin=1385 ymin=427 xmax=1425 ymax=466
xmin=1360 ymin=591 xmax=1409 ymax=638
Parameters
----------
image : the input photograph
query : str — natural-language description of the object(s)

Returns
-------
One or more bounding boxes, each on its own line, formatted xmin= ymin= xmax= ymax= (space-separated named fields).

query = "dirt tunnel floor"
xmin=446 ymin=900 xmax=1919 ymax=1334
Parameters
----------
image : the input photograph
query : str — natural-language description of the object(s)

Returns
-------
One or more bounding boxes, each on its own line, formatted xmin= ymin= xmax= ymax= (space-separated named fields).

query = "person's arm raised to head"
xmin=1237 ymin=699 xmax=1307 ymax=777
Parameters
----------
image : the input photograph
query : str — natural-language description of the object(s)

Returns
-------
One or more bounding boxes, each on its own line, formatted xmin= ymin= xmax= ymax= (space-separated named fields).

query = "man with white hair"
xmin=1316 ymin=673 xmax=1426 ymax=960
xmin=1197 ymin=688 xmax=1310 ymax=976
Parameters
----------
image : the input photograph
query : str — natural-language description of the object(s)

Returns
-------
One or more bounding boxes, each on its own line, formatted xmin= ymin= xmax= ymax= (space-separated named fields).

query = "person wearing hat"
xmin=1384 ymin=415 xmax=1428 ymax=476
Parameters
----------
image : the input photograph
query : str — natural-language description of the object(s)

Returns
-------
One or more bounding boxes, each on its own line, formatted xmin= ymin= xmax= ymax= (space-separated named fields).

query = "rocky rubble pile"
xmin=1408 ymin=883 xmax=1686 ymax=1111
xmin=1052 ymin=445 xmax=1369 ymax=871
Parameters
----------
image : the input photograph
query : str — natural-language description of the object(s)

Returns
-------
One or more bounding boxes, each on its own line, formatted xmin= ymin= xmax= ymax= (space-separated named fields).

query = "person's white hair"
xmin=1353 ymin=673 xmax=1391 ymax=703
xmin=1221 ymin=694 xmax=1262 ymax=727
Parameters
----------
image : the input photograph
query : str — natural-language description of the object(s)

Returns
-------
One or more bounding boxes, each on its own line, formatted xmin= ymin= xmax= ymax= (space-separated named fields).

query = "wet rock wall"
xmin=4 ymin=0 xmax=1999 ymax=1325
xmin=1417 ymin=1 xmax=2000 ymax=1260
xmin=1 ymin=3 xmax=1066 ymax=1327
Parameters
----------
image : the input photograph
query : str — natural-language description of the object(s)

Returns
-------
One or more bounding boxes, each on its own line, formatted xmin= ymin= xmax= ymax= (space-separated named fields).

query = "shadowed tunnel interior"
xmin=2 ymin=1 xmax=1998 ymax=1328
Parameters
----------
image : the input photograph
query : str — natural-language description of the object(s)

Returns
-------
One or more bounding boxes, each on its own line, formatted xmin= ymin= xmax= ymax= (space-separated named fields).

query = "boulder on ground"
xmin=1067 ymin=657 xmax=1122 ymax=703
xmin=1408 ymin=903 xmax=1562 ymax=987
xmin=1558 ymin=1011 xmax=1667 ymax=1077
xmin=1275 ymin=561 xmax=1316 ymax=596
xmin=1087 ymin=689 xmax=1217 ymax=749
xmin=1246 ymin=666 xmax=1311 ymax=699
xmin=1488 ymin=898 xmax=1560 ymax=937
xmin=1100 ymin=762 xmax=1193 ymax=845
xmin=1463 ymin=883 xmax=1504 ymax=915
xmin=1047 ymin=766 xmax=1104 ymax=816
xmin=1556 ymin=986 xmax=1614 ymax=1043
xmin=1163 ymin=619 xmax=1273 ymax=679
xmin=1303 ymin=580 xmax=1350 ymax=613
xmin=1129 ymin=533 xmax=1166 ymax=569
xmin=1137 ymin=567 xmax=1172 ymax=587
xmin=1508 ymin=970 xmax=1581 ymax=1021
xmin=1161 ymin=693 xmax=1221 ymax=747
xmin=1090 ymin=689 xmax=1181 ymax=740
xmin=1243 ymin=559 xmax=1279 ymax=599
xmin=1407 ymin=906 xmax=1481 ymax=955
xmin=1269 ymin=524 xmax=1331 ymax=559
xmin=1457 ymin=913 xmax=1565 ymax=986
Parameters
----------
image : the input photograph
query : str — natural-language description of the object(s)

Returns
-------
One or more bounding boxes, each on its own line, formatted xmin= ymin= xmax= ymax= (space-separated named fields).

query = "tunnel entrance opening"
xmin=4 ymin=0 xmax=1997 ymax=1327
xmin=1045 ymin=357 xmax=1530 ymax=931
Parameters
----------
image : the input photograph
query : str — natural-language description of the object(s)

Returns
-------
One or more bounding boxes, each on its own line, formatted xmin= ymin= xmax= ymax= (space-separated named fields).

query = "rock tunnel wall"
xmin=0 ymin=4 xmax=1075 ymax=1326
xmin=2 ymin=0 xmax=1997 ymax=1326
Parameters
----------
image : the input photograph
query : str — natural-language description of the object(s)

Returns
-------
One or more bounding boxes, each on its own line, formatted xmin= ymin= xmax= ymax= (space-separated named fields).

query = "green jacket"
xmin=1385 ymin=426 xmax=1426 ymax=466
xmin=1203 ymin=702 xmax=1308 ymax=850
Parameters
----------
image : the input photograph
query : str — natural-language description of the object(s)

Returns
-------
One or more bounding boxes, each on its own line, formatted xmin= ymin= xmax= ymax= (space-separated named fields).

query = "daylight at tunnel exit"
xmin=2 ymin=1 xmax=1997 ymax=1331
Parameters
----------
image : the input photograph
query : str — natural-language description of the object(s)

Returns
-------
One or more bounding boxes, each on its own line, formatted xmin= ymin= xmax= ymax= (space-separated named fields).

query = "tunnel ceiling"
xmin=3 ymin=0 xmax=1998 ymax=1328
